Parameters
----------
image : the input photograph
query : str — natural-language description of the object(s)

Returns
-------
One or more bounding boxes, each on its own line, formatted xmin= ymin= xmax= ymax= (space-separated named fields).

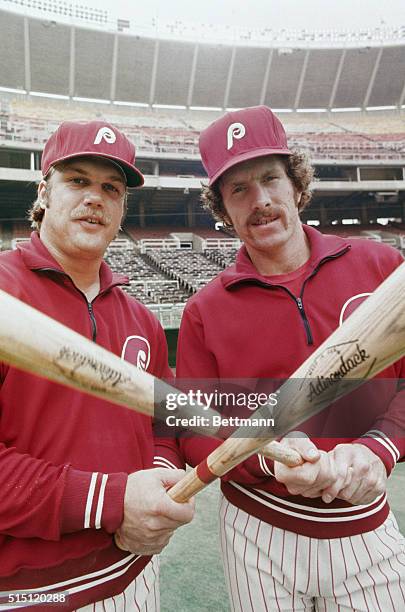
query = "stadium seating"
xmin=204 ymin=248 xmax=239 ymax=268
xmin=104 ymin=239 xmax=191 ymax=304
xmin=1 ymin=95 xmax=404 ymax=161
xmin=6 ymin=226 xmax=405 ymax=323
xmin=145 ymin=249 xmax=224 ymax=292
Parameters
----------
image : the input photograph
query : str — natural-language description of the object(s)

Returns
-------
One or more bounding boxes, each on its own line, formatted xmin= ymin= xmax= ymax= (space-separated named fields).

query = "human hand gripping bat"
xmin=168 ymin=260 xmax=405 ymax=503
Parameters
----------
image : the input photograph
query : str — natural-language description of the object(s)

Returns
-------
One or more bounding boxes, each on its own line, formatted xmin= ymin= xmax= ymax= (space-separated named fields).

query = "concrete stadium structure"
xmin=0 ymin=2 xmax=404 ymax=295
xmin=0 ymin=5 xmax=405 ymax=111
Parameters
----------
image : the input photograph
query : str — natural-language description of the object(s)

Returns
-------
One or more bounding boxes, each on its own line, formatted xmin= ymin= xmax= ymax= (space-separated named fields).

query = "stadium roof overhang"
xmin=1 ymin=8 xmax=405 ymax=111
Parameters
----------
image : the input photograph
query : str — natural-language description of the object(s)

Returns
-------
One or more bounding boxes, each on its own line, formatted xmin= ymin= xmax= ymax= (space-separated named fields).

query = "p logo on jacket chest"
xmin=121 ymin=336 xmax=151 ymax=371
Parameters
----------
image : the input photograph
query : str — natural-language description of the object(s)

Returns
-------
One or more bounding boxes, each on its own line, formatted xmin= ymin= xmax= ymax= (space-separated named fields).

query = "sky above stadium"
xmin=103 ymin=0 xmax=405 ymax=30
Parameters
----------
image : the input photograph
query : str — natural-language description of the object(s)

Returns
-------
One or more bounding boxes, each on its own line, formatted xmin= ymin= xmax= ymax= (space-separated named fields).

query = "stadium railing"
xmin=2 ymin=99 xmax=404 ymax=162
xmin=139 ymin=238 xmax=180 ymax=253
xmin=201 ymin=238 xmax=241 ymax=249
xmin=147 ymin=303 xmax=185 ymax=329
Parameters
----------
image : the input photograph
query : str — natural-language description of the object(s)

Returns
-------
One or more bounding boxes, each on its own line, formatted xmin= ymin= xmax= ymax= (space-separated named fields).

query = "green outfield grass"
xmin=160 ymin=463 xmax=405 ymax=611
xmin=160 ymin=481 xmax=228 ymax=612
xmin=387 ymin=461 xmax=405 ymax=533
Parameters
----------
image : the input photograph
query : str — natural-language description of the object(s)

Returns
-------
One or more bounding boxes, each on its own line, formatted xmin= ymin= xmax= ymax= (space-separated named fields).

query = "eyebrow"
xmin=64 ymin=165 xmax=126 ymax=185
xmin=226 ymin=167 xmax=279 ymax=187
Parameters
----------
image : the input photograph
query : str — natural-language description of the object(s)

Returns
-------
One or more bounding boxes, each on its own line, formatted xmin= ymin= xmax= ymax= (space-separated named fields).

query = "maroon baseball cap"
xmin=199 ymin=106 xmax=291 ymax=186
xmin=41 ymin=120 xmax=144 ymax=187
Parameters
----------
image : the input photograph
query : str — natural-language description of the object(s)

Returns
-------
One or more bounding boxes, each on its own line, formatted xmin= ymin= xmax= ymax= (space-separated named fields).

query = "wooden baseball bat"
xmin=0 ymin=287 xmax=301 ymax=466
xmin=0 ymin=287 xmax=215 ymax=433
xmin=168 ymin=260 xmax=405 ymax=502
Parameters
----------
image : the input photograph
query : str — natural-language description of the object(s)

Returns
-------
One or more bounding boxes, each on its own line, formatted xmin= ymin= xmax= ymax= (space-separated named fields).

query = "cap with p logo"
xmin=41 ymin=120 xmax=144 ymax=187
xmin=94 ymin=126 xmax=117 ymax=145
xmin=199 ymin=105 xmax=291 ymax=186
xmin=227 ymin=122 xmax=246 ymax=150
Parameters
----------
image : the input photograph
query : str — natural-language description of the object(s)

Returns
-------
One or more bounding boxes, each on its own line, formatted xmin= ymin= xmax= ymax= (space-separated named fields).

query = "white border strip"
xmin=0 ymin=554 xmax=142 ymax=608
xmin=251 ymin=484 xmax=384 ymax=513
xmin=153 ymin=456 xmax=178 ymax=470
xmin=95 ymin=474 xmax=108 ymax=529
xmin=365 ymin=430 xmax=400 ymax=462
xmin=84 ymin=473 xmax=98 ymax=529
xmin=229 ymin=482 xmax=386 ymax=522
xmin=7 ymin=554 xmax=139 ymax=594
xmin=258 ymin=454 xmax=274 ymax=476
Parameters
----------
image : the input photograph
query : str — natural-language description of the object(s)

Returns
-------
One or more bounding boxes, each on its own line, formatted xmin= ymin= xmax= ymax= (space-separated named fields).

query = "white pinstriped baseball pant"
xmin=76 ymin=557 xmax=159 ymax=612
xmin=219 ymin=495 xmax=405 ymax=611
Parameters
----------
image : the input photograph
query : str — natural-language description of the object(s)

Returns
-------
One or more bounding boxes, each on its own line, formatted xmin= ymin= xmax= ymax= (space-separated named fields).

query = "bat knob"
xmin=260 ymin=440 xmax=303 ymax=466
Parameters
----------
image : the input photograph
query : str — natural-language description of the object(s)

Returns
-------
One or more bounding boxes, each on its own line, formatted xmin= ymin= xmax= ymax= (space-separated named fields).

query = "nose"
xmin=251 ymin=182 xmax=271 ymax=210
xmin=82 ymin=184 xmax=104 ymax=207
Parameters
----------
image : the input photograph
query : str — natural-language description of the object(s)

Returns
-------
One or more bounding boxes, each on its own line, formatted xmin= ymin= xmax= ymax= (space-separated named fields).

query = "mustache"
xmin=248 ymin=206 xmax=282 ymax=225
xmin=70 ymin=209 xmax=112 ymax=224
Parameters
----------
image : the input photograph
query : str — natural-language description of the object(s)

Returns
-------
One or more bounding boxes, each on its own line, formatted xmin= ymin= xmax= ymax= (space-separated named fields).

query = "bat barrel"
xmin=169 ymin=260 xmax=405 ymax=502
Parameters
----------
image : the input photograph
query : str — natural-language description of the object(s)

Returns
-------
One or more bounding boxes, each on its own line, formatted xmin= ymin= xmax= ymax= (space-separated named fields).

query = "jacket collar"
xmin=221 ymin=224 xmax=350 ymax=289
xmin=18 ymin=232 xmax=129 ymax=291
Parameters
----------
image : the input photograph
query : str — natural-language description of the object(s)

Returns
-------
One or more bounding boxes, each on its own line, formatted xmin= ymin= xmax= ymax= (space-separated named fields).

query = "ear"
xmin=221 ymin=201 xmax=233 ymax=228
xmin=222 ymin=213 xmax=234 ymax=229
xmin=37 ymin=180 xmax=48 ymax=208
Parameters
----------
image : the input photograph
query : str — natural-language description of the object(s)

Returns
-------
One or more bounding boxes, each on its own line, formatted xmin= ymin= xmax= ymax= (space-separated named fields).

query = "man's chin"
xmin=70 ymin=235 xmax=110 ymax=256
xmin=246 ymin=229 xmax=291 ymax=253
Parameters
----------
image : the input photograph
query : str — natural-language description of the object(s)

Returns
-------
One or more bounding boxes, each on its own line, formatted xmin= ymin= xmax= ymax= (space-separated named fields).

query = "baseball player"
xmin=174 ymin=106 xmax=405 ymax=610
xmin=0 ymin=121 xmax=193 ymax=611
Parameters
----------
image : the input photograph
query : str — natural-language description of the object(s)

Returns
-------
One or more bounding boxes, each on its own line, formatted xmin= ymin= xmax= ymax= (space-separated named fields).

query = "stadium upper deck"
xmin=1 ymin=95 xmax=404 ymax=163
xmin=0 ymin=6 xmax=405 ymax=113
xmin=0 ymin=4 xmax=404 ymax=232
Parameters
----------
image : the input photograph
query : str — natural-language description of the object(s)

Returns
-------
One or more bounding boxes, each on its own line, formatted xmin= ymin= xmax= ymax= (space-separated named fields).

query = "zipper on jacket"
xmin=294 ymin=249 xmax=350 ymax=346
xmin=87 ymin=301 xmax=98 ymax=342
xmin=301 ymin=249 xmax=350 ymax=292
xmin=295 ymin=296 xmax=313 ymax=345
xmin=262 ymin=249 xmax=350 ymax=346
xmin=35 ymin=267 xmax=107 ymax=342
xmin=268 ymin=284 xmax=314 ymax=346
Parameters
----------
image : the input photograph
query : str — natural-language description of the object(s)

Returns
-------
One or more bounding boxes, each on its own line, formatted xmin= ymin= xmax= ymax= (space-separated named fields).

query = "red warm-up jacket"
xmin=167 ymin=225 xmax=405 ymax=538
xmin=0 ymin=233 xmax=173 ymax=608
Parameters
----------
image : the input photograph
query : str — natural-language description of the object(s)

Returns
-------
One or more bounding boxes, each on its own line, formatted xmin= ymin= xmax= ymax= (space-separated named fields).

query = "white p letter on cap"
xmin=94 ymin=126 xmax=116 ymax=145
xmin=227 ymin=122 xmax=246 ymax=150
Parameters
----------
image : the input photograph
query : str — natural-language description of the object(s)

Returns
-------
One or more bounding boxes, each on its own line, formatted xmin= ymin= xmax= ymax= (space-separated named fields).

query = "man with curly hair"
xmin=175 ymin=106 xmax=405 ymax=610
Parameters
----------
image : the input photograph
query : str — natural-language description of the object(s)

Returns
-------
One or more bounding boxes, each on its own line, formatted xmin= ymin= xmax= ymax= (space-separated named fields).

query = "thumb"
xmin=155 ymin=468 xmax=187 ymax=489
xmin=114 ymin=532 xmax=129 ymax=551
xmin=282 ymin=432 xmax=320 ymax=463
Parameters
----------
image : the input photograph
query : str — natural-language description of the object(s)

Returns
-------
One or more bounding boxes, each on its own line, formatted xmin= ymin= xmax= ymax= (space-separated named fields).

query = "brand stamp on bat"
xmin=302 ymin=340 xmax=376 ymax=403
xmin=54 ymin=346 xmax=130 ymax=387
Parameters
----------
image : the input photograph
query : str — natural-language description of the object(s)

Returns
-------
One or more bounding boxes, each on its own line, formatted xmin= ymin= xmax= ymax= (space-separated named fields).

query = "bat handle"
xmin=259 ymin=440 xmax=303 ymax=466
xmin=168 ymin=441 xmax=303 ymax=504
